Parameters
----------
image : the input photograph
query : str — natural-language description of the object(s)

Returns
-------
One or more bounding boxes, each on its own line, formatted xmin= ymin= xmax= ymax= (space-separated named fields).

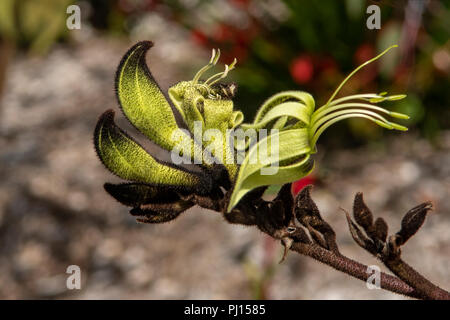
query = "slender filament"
xmin=317 ymin=44 xmax=398 ymax=112
xmin=192 ymin=48 xmax=221 ymax=84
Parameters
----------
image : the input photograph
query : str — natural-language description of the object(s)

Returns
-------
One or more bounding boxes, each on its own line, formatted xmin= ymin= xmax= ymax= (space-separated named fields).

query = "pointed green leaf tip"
xmin=94 ymin=109 xmax=211 ymax=194
xmin=115 ymin=41 xmax=182 ymax=152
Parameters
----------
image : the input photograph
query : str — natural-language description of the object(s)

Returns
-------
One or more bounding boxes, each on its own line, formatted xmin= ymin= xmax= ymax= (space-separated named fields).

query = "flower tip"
xmin=388 ymin=94 xmax=407 ymax=101
xmin=385 ymin=44 xmax=398 ymax=51
xmin=374 ymin=119 xmax=394 ymax=130
xmin=369 ymin=97 xmax=386 ymax=103
xmin=389 ymin=122 xmax=408 ymax=131
xmin=209 ymin=49 xmax=216 ymax=64
xmin=390 ymin=112 xmax=410 ymax=120
xmin=213 ymin=48 xmax=221 ymax=65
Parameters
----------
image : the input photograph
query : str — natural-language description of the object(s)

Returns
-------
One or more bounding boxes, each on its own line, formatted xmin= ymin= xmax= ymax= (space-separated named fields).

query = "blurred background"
xmin=0 ymin=0 xmax=448 ymax=299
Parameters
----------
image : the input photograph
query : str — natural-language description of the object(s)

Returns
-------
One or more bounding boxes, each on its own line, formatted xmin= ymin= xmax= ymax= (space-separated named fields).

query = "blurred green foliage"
xmin=0 ymin=0 xmax=73 ymax=54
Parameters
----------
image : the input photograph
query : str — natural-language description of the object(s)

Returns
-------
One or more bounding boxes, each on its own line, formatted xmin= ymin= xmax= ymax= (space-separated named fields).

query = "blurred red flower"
xmin=213 ymin=24 xmax=235 ymax=43
xmin=291 ymin=175 xmax=316 ymax=196
xmin=118 ymin=0 xmax=158 ymax=13
xmin=229 ymin=0 xmax=250 ymax=8
xmin=353 ymin=43 xmax=377 ymax=85
xmin=191 ymin=23 xmax=253 ymax=62
xmin=290 ymin=55 xmax=314 ymax=84
xmin=318 ymin=56 xmax=337 ymax=74
xmin=354 ymin=43 xmax=375 ymax=64
xmin=191 ymin=29 xmax=208 ymax=46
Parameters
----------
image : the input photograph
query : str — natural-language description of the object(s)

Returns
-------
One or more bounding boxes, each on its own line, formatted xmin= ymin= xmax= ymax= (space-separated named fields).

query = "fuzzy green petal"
xmin=115 ymin=41 xmax=180 ymax=151
xmin=203 ymin=98 xmax=238 ymax=177
xmin=94 ymin=110 xmax=207 ymax=190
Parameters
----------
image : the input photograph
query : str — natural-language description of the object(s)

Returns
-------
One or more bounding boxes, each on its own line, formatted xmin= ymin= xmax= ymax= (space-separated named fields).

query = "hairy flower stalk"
xmin=94 ymin=41 xmax=408 ymax=221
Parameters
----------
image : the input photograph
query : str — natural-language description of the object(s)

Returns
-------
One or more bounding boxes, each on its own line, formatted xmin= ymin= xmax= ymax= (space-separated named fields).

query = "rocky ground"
xmin=0 ymin=37 xmax=448 ymax=299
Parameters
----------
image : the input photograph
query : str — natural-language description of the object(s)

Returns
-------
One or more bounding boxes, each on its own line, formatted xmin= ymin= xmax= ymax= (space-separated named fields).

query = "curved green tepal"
xmin=227 ymin=155 xmax=314 ymax=212
xmin=227 ymin=128 xmax=312 ymax=212
xmin=241 ymin=101 xmax=311 ymax=130
xmin=252 ymin=91 xmax=315 ymax=126
xmin=94 ymin=110 xmax=206 ymax=189
xmin=115 ymin=41 xmax=180 ymax=152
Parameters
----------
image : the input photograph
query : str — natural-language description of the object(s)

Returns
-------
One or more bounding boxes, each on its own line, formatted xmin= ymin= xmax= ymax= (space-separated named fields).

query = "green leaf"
xmin=20 ymin=0 xmax=72 ymax=54
xmin=227 ymin=128 xmax=312 ymax=212
xmin=94 ymin=110 xmax=210 ymax=192
xmin=115 ymin=41 xmax=182 ymax=152
xmin=0 ymin=0 xmax=16 ymax=39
